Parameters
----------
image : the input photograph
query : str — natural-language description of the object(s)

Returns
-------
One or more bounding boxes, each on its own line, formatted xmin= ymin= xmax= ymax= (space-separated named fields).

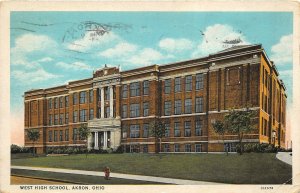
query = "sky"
xmin=10 ymin=12 xmax=293 ymax=146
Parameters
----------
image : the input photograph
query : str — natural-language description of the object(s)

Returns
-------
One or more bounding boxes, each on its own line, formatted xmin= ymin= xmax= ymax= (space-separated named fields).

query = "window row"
xmin=164 ymin=74 xmax=204 ymax=94
xmin=48 ymin=128 xmax=83 ymax=142
xmin=164 ymin=97 xmax=203 ymax=115
xmin=48 ymin=129 xmax=69 ymax=142
xmin=48 ymin=90 xmax=94 ymax=109
xmin=48 ymin=109 xmax=94 ymax=125
xmin=122 ymin=102 xmax=149 ymax=118
xmin=123 ymin=120 xmax=203 ymax=138
xmin=122 ymin=80 xmax=149 ymax=98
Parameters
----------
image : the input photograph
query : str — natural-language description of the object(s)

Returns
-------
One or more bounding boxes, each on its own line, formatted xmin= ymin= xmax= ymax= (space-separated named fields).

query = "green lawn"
xmin=11 ymin=153 xmax=292 ymax=184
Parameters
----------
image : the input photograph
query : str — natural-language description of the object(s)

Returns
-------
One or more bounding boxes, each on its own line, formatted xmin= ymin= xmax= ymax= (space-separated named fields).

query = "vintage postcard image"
xmin=0 ymin=1 xmax=299 ymax=193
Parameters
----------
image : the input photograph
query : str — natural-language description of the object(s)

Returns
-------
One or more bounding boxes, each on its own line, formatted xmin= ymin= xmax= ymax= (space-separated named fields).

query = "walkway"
xmin=276 ymin=152 xmax=292 ymax=166
xmin=11 ymin=166 xmax=222 ymax=185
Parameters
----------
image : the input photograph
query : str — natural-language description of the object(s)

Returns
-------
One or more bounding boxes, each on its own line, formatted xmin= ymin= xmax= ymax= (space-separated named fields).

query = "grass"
xmin=11 ymin=153 xmax=292 ymax=184
xmin=11 ymin=169 xmax=163 ymax=185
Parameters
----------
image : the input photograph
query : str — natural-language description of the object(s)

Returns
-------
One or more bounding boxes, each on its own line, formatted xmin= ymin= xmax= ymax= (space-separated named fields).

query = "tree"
xmin=149 ymin=119 xmax=166 ymax=154
xmin=78 ymin=124 xmax=91 ymax=158
xmin=212 ymin=120 xmax=228 ymax=156
xmin=26 ymin=129 xmax=40 ymax=156
xmin=224 ymin=108 xmax=256 ymax=155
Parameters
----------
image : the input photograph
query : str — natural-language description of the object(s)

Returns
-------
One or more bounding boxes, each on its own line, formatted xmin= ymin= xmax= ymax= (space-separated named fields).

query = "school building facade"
xmin=24 ymin=44 xmax=287 ymax=154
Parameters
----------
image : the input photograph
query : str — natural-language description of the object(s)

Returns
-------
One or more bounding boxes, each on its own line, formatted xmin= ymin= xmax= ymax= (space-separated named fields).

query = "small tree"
xmin=224 ymin=108 xmax=256 ymax=155
xmin=212 ymin=120 xmax=228 ymax=156
xmin=78 ymin=124 xmax=91 ymax=158
xmin=26 ymin=129 xmax=40 ymax=156
xmin=149 ymin=119 xmax=165 ymax=154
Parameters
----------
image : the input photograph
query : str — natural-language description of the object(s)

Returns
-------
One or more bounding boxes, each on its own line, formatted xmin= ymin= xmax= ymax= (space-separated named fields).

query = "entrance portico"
xmin=87 ymin=118 xmax=121 ymax=150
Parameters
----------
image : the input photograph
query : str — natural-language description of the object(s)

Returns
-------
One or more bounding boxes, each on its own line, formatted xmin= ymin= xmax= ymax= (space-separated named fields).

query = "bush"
xmin=113 ymin=145 xmax=124 ymax=153
xmin=239 ymin=143 xmax=282 ymax=153
xmin=11 ymin=144 xmax=31 ymax=154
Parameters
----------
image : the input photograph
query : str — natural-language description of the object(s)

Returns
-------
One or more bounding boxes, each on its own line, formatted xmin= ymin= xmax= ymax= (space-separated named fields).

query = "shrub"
xmin=113 ymin=145 xmax=124 ymax=153
xmin=238 ymin=143 xmax=282 ymax=153
xmin=11 ymin=144 xmax=31 ymax=154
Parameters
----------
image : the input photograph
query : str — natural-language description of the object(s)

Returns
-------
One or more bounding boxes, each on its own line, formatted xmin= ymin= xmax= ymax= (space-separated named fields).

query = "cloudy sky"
xmin=10 ymin=12 xmax=293 ymax=145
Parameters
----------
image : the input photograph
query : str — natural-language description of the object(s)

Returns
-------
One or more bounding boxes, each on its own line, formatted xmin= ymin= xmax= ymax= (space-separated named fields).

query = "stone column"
xmin=103 ymin=131 xmax=107 ymax=149
xmin=110 ymin=86 xmax=114 ymax=117
xmin=87 ymin=132 xmax=92 ymax=150
xmin=101 ymin=87 xmax=104 ymax=118
xmin=95 ymin=131 xmax=99 ymax=149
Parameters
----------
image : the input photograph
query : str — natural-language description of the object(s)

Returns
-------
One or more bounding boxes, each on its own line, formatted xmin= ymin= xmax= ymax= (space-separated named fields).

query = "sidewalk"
xmin=276 ymin=152 xmax=292 ymax=166
xmin=11 ymin=166 xmax=222 ymax=185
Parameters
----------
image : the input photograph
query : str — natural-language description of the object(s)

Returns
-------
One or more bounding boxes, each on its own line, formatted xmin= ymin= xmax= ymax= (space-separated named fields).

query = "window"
xmin=185 ymin=144 xmax=191 ymax=152
xmin=195 ymin=120 xmax=202 ymax=136
xmin=80 ymin=109 xmax=87 ymax=122
xmin=73 ymin=111 xmax=78 ymax=123
xmin=196 ymin=73 xmax=204 ymax=90
xmin=122 ymin=127 xmax=127 ymax=139
xmin=184 ymin=121 xmax=191 ymax=137
xmin=130 ymin=145 xmax=140 ymax=153
xmin=54 ymin=98 xmax=59 ymax=109
xmin=130 ymin=125 xmax=140 ymax=138
xmin=175 ymin=77 xmax=181 ymax=92
xmin=59 ymin=130 xmax=63 ymax=141
xmin=224 ymin=143 xmax=236 ymax=152
xmin=185 ymin=75 xmax=192 ymax=91
xmin=130 ymin=82 xmax=140 ymax=97
xmin=143 ymin=124 xmax=149 ymax=138
xmin=49 ymin=114 xmax=53 ymax=126
xmin=80 ymin=91 xmax=87 ymax=104
xmin=195 ymin=97 xmax=203 ymax=113
xmin=174 ymin=122 xmax=180 ymax=137
xmin=59 ymin=97 xmax=63 ymax=108
xmin=65 ymin=129 xmax=69 ymax=141
xmin=105 ymin=106 xmax=110 ymax=118
xmin=65 ymin=96 xmax=69 ymax=107
xmin=165 ymin=79 xmax=171 ymax=94
xmin=174 ymin=144 xmax=180 ymax=152
xmin=143 ymin=102 xmax=149 ymax=117
xmin=164 ymin=144 xmax=170 ymax=152
xmin=59 ymin=114 xmax=64 ymax=125
xmin=73 ymin=93 xmax=78 ymax=105
xmin=142 ymin=145 xmax=148 ymax=153
xmin=185 ymin=99 xmax=192 ymax=114
xmin=97 ymin=88 xmax=101 ymax=101
xmin=122 ymin=85 xmax=128 ymax=98
xmin=89 ymin=109 xmax=94 ymax=120
xmin=48 ymin=130 xmax=52 ymax=142
xmin=174 ymin=100 xmax=182 ymax=115
xmin=165 ymin=123 xmax=170 ymax=137
xmin=122 ymin=105 xmax=127 ymax=118
xmin=164 ymin=101 xmax=172 ymax=116
xmin=65 ymin=113 xmax=69 ymax=124
xmin=48 ymin=99 xmax=52 ymax=109
xmin=89 ymin=90 xmax=94 ymax=103
xmin=143 ymin=81 xmax=149 ymax=95
xmin=73 ymin=128 xmax=77 ymax=141
xmin=195 ymin=144 xmax=202 ymax=152
xmin=105 ymin=87 xmax=110 ymax=100
xmin=130 ymin=103 xmax=140 ymax=117
xmin=54 ymin=130 xmax=58 ymax=142
xmin=54 ymin=114 xmax=58 ymax=125
xmin=97 ymin=108 xmax=101 ymax=119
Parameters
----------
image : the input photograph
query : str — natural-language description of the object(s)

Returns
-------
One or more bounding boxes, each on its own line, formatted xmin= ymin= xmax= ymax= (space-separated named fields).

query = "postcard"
xmin=0 ymin=1 xmax=299 ymax=193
